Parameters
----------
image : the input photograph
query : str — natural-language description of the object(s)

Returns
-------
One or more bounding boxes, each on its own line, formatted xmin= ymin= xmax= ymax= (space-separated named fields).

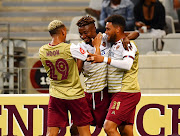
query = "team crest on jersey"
xmin=80 ymin=47 xmax=85 ymax=54
xmin=102 ymin=42 xmax=106 ymax=47
xmin=116 ymin=45 xmax=120 ymax=50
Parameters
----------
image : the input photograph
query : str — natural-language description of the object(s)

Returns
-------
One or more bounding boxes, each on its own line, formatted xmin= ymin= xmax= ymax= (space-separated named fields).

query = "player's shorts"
xmin=47 ymin=96 xmax=93 ymax=128
xmin=106 ymin=92 xmax=141 ymax=126
xmin=85 ymin=87 xmax=110 ymax=127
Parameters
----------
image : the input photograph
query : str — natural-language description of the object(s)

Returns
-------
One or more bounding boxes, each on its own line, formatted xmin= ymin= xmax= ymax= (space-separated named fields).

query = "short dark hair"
xmin=76 ymin=16 xmax=95 ymax=27
xmin=105 ymin=15 xmax=126 ymax=31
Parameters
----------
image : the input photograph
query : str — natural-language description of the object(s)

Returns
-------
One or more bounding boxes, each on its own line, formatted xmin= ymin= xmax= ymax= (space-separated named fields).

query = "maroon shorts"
xmin=47 ymin=96 xmax=93 ymax=128
xmin=106 ymin=92 xmax=141 ymax=126
xmin=85 ymin=87 xmax=110 ymax=127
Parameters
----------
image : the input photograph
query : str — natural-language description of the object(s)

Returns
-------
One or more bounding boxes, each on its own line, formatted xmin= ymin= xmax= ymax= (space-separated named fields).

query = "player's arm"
xmin=88 ymin=43 xmax=136 ymax=71
xmin=92 ymin=33 xmax=103 ymax=55
xmin=88 ymin=54 xmax=133 ymax=71
xmin=70 ymin=43 xmax=89 ymax=61
xmin=77 ymin=59 xmax=84 ymax=74
xmin=125 ymin=31 xmax=139 ymax=40
xmin=69 ymin=43 xmax=86 ymax=73
xmin=123 ymin=31 xmax=139 ymax=51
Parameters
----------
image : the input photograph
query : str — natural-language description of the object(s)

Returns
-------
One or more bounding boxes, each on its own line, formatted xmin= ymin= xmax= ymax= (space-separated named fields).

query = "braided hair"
xmin=76 ymin=16 xmax=95 ymax=27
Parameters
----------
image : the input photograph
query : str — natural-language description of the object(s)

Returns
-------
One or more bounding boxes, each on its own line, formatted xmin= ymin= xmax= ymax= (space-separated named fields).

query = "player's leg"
xmin=47 ymin=96 xmax=69 ymax=136
xmin=118 ymin=92 xmax=141 ymax=136
xmin=58 ymin=127 xmax=66 ymax=136
xmin=46 ymin=127 xmax=60 ymax=136
xmin=104 ymin=120 xmax=121 ymax=136
xmin=68 ymin=97 xmax=93 ymax=136
xmin=117 ymin=92 xmax=141 ymax=136
xmin=91 ymin=88 xmax=110 ymax=136
xmin=118 ymin=124 xmax=133 ymax=136
xmin=70 ymin=124 xmax=79 ymax=136
xmin=77 ymin=125 xmax=91 ymax=136
xmin=103 ymin=92 xmax=123 ymax=136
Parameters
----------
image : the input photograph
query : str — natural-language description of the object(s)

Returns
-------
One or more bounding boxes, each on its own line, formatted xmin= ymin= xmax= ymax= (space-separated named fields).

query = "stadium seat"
xmin=165 ymin=15 xmax=176 ymax=34
xmin=0 ymin=37 xmax=2 ymax=42
xmin=134 ymin=33 xmax=156 ymax=54
xmin=162 ymin=33 xmax=180 ymax=54
xmin=66 ymin=33 xmax=81 ymax=44
xmin=88 ymin=0 xmax=103 ymax=11
xmin=162 ymin=0 xmax=178 ymax=21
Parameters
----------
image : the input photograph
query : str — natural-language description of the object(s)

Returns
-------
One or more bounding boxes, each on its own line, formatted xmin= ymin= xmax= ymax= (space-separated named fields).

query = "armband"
xmin=103 ymin=57 xmax=108 ymax=63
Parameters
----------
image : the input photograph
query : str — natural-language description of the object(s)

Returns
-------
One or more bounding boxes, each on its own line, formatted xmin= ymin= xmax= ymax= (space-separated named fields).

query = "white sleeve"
xmin=110 ymin=57 xmax=133 ymax=71
xmin=109 ymin=42 xmax=137 ymax=70
xmin=70 ymin=43 xmax=88 ymax=61
xmin=122 ymin=42 xmax=137 ymax=59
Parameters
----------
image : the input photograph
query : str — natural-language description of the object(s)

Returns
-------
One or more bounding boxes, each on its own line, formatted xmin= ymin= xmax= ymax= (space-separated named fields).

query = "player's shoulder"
xmin=39 ymin=43 xmax=49 ymax=52
xmin=58 ymin=42 xmax=71 ymax=50
xmin=77 ymin=40 xmax=87 ymax=47
xmin=61 ymin=42 xmax=71 ymax=47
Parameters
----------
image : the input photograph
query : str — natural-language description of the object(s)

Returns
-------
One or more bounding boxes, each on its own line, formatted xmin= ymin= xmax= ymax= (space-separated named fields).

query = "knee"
xmin=104 ymin=123 xmax=116 ymax=135
xmin=46 ymin=132 xmax=59 ymax=136
xmin=46 ymin=128 xmax=59 ymax=136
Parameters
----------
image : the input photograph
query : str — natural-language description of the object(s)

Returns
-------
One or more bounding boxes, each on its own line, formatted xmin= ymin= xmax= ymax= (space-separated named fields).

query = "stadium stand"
xmin=0 ymin=0 xmax=89 ymax=55
xmin=0 ymin=0 xmax=180 ymax=95
xmin=165 ymin=15 xmax=176 ymax=34
xmin=162 ymin=33 xmax=180 ymax=54
xmin=134 ymin=37 xmax=155 ymax=55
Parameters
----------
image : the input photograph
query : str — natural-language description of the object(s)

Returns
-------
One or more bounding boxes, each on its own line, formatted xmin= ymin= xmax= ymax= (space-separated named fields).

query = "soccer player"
xmin=75 ymin=16 xmax=111 ymax=136
xmin=88 ymin=15 xmax=141 ymax=136
xmin=70 ymin=16 xmax=139 ymax=136
xmin=39 ymin=20 xmax=93 ymax=136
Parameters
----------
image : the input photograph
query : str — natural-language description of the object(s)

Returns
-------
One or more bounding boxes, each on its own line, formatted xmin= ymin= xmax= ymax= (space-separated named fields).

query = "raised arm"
xmin=92 ymin=33 xmax=103 ymax=55
xmin=124 ymin=31 xmax=139 ymax=40
xmin=123 ymin=31 xmax=139 ymax=50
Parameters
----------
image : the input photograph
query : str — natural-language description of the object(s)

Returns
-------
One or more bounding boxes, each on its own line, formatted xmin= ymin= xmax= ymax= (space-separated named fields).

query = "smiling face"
xmin=105 ymin=22 xmax=117 ymax=43
xmin=78 ymin=23 xmax=96 ymax=45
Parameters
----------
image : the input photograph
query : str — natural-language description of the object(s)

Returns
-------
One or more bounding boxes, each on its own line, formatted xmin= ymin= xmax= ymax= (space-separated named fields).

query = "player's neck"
xmin=51 ymin=36 xmax=65 ymax=45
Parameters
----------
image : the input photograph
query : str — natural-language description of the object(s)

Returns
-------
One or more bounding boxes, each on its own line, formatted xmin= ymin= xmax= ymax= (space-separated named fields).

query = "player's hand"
xmin=92 ymin=32 xmax=103 ymax=48
xmin=87 ymin=53 xmax=104 ymax=63
xmin=122 ymin=37 xmax=132 ymax=51
xmin=135 ymin=21 xmax=145 ymax=28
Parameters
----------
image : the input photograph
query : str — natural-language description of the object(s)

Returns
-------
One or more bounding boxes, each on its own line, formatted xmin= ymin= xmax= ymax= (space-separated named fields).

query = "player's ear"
xmin=116 ymin=26 xmax=121 ymax=33
xmin=61 ymin=27 xmax=66 ymax=36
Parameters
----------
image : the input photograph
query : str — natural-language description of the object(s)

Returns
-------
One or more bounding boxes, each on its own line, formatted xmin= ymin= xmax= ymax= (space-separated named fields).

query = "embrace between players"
xmin=39 ymin=15 xmax=141 ymax=136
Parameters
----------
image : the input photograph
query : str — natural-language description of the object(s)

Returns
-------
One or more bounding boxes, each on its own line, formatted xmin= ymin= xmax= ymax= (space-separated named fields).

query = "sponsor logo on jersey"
xmin=80 ymin=47 xmax=85 ymax=54
xmin=116 ymin=45 xmax=120 ymax=50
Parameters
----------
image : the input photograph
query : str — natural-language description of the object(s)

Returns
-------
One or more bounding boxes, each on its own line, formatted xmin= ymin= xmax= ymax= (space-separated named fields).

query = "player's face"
xmin=105 ymin=22 xmax=117 ymax=43
xmin=78 ymin=24 xmax=96 ymax=44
